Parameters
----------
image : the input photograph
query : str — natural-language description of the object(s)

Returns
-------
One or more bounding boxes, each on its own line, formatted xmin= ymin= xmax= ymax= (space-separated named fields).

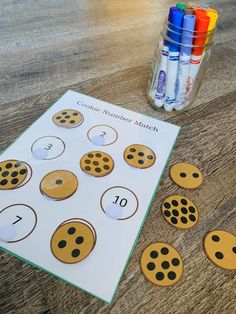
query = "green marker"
xmin=176 ymin=3 xmax=186 ymax=11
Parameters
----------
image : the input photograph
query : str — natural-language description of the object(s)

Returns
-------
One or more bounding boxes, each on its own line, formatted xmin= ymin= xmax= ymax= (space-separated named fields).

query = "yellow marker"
xmin=205 ymin=9 xmax=218 ymax=45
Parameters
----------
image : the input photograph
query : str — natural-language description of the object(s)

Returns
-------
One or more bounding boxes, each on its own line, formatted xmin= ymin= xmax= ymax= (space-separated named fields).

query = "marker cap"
xmin=169 ymin=10 xmax=184 ymax=51
xmin=184 ymin=6 xmax=194 ymax=15
xmin=194 ymin=8 xmax=207 ymax=22
xmin=207 ymin=11 xmax=218 ymax=31
xmin=176 ymin=3 xmax=186 ymax=11
xmin=181 ymin=15 xmax=196 ymax=55
xmin=192 ymin=15 xmax=210 ymax=55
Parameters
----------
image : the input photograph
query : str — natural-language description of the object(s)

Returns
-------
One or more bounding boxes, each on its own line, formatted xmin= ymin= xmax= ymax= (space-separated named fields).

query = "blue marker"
xmin=175 ymin=14 xmax=196 ymax=109
xmin=153 ymin=7 xmax=180 ymax=107
xmin=164 ymin=10 xmax=184 ymax=111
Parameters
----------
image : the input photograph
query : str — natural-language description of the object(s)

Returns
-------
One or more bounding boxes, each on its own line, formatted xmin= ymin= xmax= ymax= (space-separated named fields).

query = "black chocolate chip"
xmin=60 ymin=119 xmax=66 ymax=123
xmin=75 ymin=236 xmax=84 ymax=244
xmin=150 ymin=251 xmax=158 ymax=259
xmin=11 ymin=178 xmax=19 ymax=185
xmin=168 ymin=271 xmax=176 ymax=280
xmin=181 ymin=217 xmax=188 ymax=224
xmin=172 ymin=258 xmax=180 ymax=266
xmin=212 ymin=235 xmax=220 ymax=242
xmin=192 ymin=172 xmax=199 ymax=178
xmin=69 ymin=120 xmax=75 ymax=124
xmin=161 ymin=247 xmax=169 ymax=255
xmin=147 ymin=262 xmax=155 ymax=271
xmin=85 ymin=159 xmax=91 ymax=164
xmin=138 ymin=152 xmax=144 ymax=157
xmin=232 ymin=247 xmax=236 ymax=254
xmin=181 ymin=198 xmax=187 ymax=205
xmin=215 ymin=252 xmax=224 ymax=259
xmin=11 ymin=171 xmax=18 ymax=177
xmin=181 ymin=207 xmax=188 ymax=214
xmin=171 ymin=217 xmax=178 ymax=224
xmin=172 ymin=200 xmax=178 ymax=206
xmin=2 ymin=171 xmax=9 ymax=177
xmin=180 ymin=172 xmax=186 ymax=178
xmin=95 ymin=153 xmax=101 ymax=158
xmin=88 ymin=154 xmax=93 ymax=158
xmin=95 ymin=167 xmax=101 ymax=173
xmin=189 ymin=214 xmax=196 ymax=222
xmin=138 ymin=160 xmax=144 ymax=164
xmin=93 ymin=161 xmax=99 ymax=166
xmin=65 ymin=115 xmax=70 ymax=119
xmin=103 ymin=165 xmax=110 ymax=170
xmin=68 ymin=227 xmax=76 ymax=235
xmin=161 ymin=261 xmax=170 ymax=269
xmin=189 ymin=206 xmax=196 ymax=213
xmin=71 ymin=249 xmax=80 ymax=258
xmin=103 ymin=157 xmax=109 ymax=162
xmin=172 ymin=209 xmax=179 ymax=217
xmin=164 ymin=202 xmax=171 ymax=209
xmin=147 ymin=155 xmax=154 ymax=160
xmin=6 ymin=163 xmax=13 ymax=169
xmin=164 ymin=210 xmax=171 ymax=217
xmin=130 ymin=148 xmax=136 ymax=152
xmin=58 ymin=240 xmax=66 ymax=248
xmin=156 ymin=272 xmax=164 ymax=281
xmin=0 ymin=179 xmax=8 ymax=186
xmin=85 ymin=166 xmax=91 ymax=171
xmin=55 ymin=179 xmax=63 ymax=185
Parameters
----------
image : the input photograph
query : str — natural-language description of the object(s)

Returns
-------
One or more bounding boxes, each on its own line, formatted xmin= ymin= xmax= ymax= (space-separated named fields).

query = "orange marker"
xmin=188 ymin=15 xmax=210 ymax=90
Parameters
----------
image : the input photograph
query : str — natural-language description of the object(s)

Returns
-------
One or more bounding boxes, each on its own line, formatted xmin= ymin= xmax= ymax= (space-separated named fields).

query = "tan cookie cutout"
xmin=161 ymin=195 xmax=199 ymax=229
xmin=52 ymin=109 xmax=84 ymax=128
xmin=124 ymin=144 xmax=156 ymax=169
xmin=80 ymin=151 xmax=114 ymax=177
xmin=170 ymin=162 xmax=203 ymax=189
xmin=203 ymin=230 xmax=236 ymax=270
xmin=140 ymin=242 xmax=183 ymax=286
xmin=0 ymin=160 xmax=28 ymax=190
xmin=51 ymin=218 xmax=96 ymax=264
xmin=40 ymin=170 xmax=78 ymax=200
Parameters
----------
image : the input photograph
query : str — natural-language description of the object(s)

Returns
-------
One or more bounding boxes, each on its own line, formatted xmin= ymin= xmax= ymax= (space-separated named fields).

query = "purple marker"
xmin=153 ymin=7 xmax=180 ymax=107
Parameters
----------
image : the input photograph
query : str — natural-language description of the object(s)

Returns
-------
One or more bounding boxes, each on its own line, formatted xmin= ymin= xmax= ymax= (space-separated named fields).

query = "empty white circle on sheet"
xmin=100 ymin=186 xmax=138 ymax=220
xmin=87 ymin=125 xmax=118 ymax=146
xmin=31 ymin=136 xmax=65 ymax=160
xmin=0 ymin=204 xmax=37 ymax=243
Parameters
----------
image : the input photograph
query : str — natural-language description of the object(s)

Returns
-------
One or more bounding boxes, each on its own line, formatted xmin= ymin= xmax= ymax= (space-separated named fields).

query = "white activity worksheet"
xmin=0 ymin=90 xmax=180 ymax=303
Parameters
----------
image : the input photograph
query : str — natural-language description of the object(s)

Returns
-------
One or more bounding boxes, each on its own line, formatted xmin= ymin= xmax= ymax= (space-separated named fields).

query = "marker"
xmin=175 ymin=14 xmax=196 ymax=109
xmin=176 ymin=3 xmax=186 ymax=11
xmin=205 ymin=9 xmax=218 ymax=44
xmin=153 ymin=7 xmax=180 ymax=107
xmin=187 ymin=2 xmax=200 ymax=9
xmin=164 ymin=10 xmax=184 ymax=111
xmin=188 ymin=15 xmax=210 ymax=92
xmin=184 ymin=6 xmax=194 ymax=15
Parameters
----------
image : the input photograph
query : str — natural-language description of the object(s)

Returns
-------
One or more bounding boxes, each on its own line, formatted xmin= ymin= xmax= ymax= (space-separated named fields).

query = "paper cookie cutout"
xmin=124 ymin=144 xmax=156 ymax=169
xmin=100 ymin=186 xmax=139 ymax=220
xmin=52 ymin=109 xmax=84 ymax=128
xmin=161 ymin=195 xmax=199 ymax=229
xmin=140 ymin=242 xmax=183 ymax=286
xmin=31 ymin=136 xmax=65 ymax=160
xmin=0 ymin=160 xmax=32 ymax=190
xmin=80 ymin=151 xmax=114 ymax=177
xmin=51 ymin=218 xmax=96 ymax=264
xmin=170 ymin=162 xmax=203 ymax=189
xmin=87 ymin=125 xmax=118 ymax=146
xmin=0 ymin=204 xmax=37 ymax=243
xmin=203 ymin=230 xmax=236 ymax=270
xmin=40 ymin=170 xmax=78 ymax=200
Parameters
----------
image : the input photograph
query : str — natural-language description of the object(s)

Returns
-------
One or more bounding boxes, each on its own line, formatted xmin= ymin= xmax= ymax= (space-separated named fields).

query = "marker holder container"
xmin=148 ymin=20 xmax=215 ymax=112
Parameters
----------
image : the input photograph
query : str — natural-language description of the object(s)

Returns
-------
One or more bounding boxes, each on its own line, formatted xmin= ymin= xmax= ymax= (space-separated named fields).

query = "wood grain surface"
xmin=0 ymin=0 xmax=235 ymax=313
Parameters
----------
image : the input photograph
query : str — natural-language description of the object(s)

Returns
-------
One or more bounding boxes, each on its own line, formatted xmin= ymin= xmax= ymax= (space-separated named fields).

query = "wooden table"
xmin=0 ymin=0 xmax=235 ymax=313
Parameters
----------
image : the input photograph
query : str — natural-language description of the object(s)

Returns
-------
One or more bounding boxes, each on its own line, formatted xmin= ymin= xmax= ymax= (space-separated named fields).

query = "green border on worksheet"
xmin=0 ymin=90 xmax=180 ymax=304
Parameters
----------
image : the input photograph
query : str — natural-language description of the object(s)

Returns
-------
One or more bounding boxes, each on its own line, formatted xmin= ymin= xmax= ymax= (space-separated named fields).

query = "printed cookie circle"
xmin=80 ymin=151 xmax=114 ymax=177
xmin=170 ymin=162 xmax=203 ymax=189
xmin=87 ymin=125 xmax=118 ymax=146
xmin=0 ymin=160 xmax=28 ymax=190
xmin=31 ymin=136 xmax=65 ymax=160
xmin=140 ymin=242 xmax=183 ymax=286
xmin=161 ymin=195 xmax=199 ymax=229
xmin=203 ymin=230 xmax=236 ymax=270
xmin=124 ymin=144 xmax=156 ymax=169
xmin=40 ymin=170 xmax=78 ymax=200
xmin=51 ymin=219 xmax=96 ymax=264
xmin=52 ymin=109 xmax=84 ymax=128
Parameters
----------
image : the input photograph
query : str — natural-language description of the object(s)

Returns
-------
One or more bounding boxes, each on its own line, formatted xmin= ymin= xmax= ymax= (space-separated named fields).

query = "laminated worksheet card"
xmin=0 ymin=91 xmax=180 ymax=303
